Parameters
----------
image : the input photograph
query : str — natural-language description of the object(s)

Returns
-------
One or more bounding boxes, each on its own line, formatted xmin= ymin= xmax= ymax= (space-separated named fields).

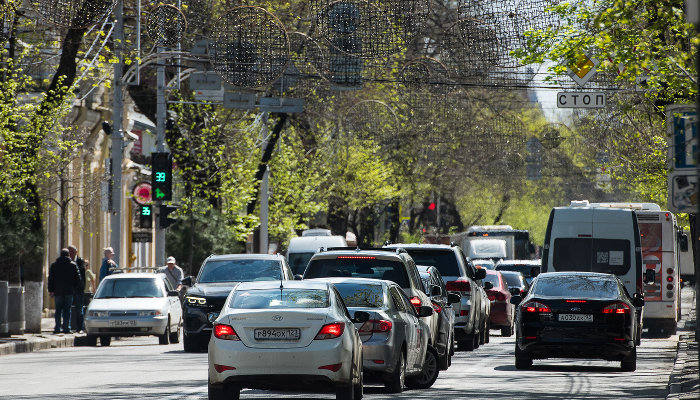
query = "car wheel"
xmin=159 ymin=319 xmax=171 ymax=345
xmin=457 ymin=335 xmax=475 ymax=351
xmin=621 ymin=346 xmax=637 ymax=372
xmin=183 ymin=333 xmax=201 ymax=353
xmin=473 ymin=330 xmax=480 ymax=349
xmin=170 ymin=319 xmax=181 ymax=343
xmin=449 ymin=331 xmax=455 ymax=356
xmin=438 ymin=344 xmax=450 ymax=371
xmin=501 ymin=324 xmax=513 ymax=337
xmin=353 ymin=363 xmax=363 ymax=400
xmin=514 ymin=343 xmax=532 ymax=370
xmin=99 ymin=335 xmax=111 ymax=347
xmin=85 ymin=334 xmax=98 ymax=346
xmin=208 ymin=382 xmax=240 ymax=400
xmin=383 ymin=351 xmax=405 ymax=393
xmin=406 ymin=346 xmax=439 ymax=389
xmin=485 ymin=321 xmax=490 ymax=343
xmin=335 ymin=383 xmax=354 ymax=400
xmin=479 ymin=321 xmax=486 ymax=345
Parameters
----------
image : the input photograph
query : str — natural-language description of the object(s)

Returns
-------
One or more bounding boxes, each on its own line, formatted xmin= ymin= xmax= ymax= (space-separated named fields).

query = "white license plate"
xmin=558 ymin=314 xmax=593 ymax=322
xmin=254 ymin=328 xmax=301 ymax=340
xmin=109 ymin=320 xmax=136 ymax=327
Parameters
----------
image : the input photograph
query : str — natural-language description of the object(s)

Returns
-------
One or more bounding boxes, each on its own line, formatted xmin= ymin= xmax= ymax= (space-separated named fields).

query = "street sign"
xmin=132 ymin=231 xmax=153 ymax=243
xmin=557 ymin=92 xmax=606 ymax=108
xmin=223 ymin=92 xmax=256 ymax=109
xmin=668 ymin=171 xmax=698 ymax=213
xmin=194 ymin=87 xmax=224 ymax=102
xmin=259 ymin=97 xmax=305 ymax=113
xmin=132 ymin=182 xmax=152 ymax=205
xmin=190 ymin=72 xmax=222 ymax=91
xmin=667 ymin=105 xmax=697 ymax=170
xmin=567 ymin=54 xmax=600 ymax=87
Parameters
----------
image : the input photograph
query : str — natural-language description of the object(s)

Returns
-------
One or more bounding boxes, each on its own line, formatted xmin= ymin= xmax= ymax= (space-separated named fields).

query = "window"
xmin=305 ymin=258 xmax=410 ymax=288
xmin=334 ymin=282 xmax=385 ymax=308
xmin=483 ymin=274 xmax=501 ymax=289
xmin=390 ymin=287 xmax=407 ymax=312
xmin=95 ymin=278 xmax=163 ymax=298
xmin=533 ymin=276 xmax=620 ymax=298
xmin=288 ymin=252 xmax=315 ymax=275
xmin=199 ymin=259 xmax=282 ymax=283
xmin=553 ymin=238 xmax=631 ymax=275
xmin=405 ymin=249 xmax=461 ymax=277
xmin=230 ymin=289 xmax=329 ymax=309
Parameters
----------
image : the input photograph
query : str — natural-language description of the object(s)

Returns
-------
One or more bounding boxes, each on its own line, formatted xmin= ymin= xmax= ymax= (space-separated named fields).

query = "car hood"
xmin=187 ymin=282 xmax=241 ymax=298
xmin=88 ymin=297 xmax=168 ymax=311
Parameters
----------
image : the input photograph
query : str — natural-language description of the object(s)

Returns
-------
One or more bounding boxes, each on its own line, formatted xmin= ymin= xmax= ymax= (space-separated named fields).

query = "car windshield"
xmin=334 ymin=283 xmax=385 ymax=308
xmin=288 ymin=252 xmax=315 ymax=275
xmin=230 ymin=288 xmax=329 ymax=309
xmin=553 ymin=238 xmax=631 ymax=275
xmin=532 ymin=275 xmax=620 ymax=298
xmin=501 ymin=272 xmax=524 ymax=288
xmin=483 ymin=274 xmax=501 ymax=289
xmin=198 ymin=259 xmax=281 ymax=283
xmin=404 ymin=249 xmax=460 ymax=277
xmin=473 ymin=260 xmax=495 ymax=270
xmin=95 ymin=278 xmax=163 ymax=298
xmin=305 ymin=257 xmax=410 ymax=288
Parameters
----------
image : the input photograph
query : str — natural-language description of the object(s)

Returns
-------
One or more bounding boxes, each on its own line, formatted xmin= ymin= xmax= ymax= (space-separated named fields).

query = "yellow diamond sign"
xmin=567 ymin=54 xmax=600 ymax=87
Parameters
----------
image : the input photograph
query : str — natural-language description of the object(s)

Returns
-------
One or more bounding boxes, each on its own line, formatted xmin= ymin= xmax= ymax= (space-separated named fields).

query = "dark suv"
xmin=181 ymin=254 xmax=293 ymax=352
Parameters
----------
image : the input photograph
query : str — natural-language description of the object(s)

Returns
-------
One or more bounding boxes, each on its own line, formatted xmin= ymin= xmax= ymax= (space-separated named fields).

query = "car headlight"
xmin=138 ymin=310 xmax=163 ymax=317
xmin=88 ymin=310 xmax=109 ymax=317
xmin=185 ymin=296 xmax=207 ymax=306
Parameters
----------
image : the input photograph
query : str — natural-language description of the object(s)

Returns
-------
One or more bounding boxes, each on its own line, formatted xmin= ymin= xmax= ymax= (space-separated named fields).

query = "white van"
xmin=286 ymin=232 xmax=347 ymax=275
xmin=467 ymin=238 xmax=508 ymax=261
xmin=542 ymin=201 xmax=645 ymax=298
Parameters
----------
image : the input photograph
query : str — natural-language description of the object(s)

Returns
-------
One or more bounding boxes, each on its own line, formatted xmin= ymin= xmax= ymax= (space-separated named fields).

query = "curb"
xmin=666 ymin=288 xmax=699 ymax=400
xmin=0 ymin=333 xmax=84 ymax=356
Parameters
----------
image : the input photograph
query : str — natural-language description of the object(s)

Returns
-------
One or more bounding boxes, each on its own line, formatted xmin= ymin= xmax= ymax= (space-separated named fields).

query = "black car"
xmin=512 ymin=272 xmax=643 ymax=371
xmin=418 ymin=265 xmax=460 ymax=370
xmin=181 ymin=254 xmax=293 ymax=352
xmin=499 ymin=270 xmax=530 ymax=298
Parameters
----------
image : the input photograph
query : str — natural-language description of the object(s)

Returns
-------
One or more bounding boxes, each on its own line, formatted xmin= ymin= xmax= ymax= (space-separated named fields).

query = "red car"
xmin=484 ymin=270 xmax=515 ymax=337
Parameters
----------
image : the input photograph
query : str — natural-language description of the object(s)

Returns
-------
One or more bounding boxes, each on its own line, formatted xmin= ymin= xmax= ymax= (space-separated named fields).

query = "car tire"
xmin=485 ymin=321 xmax=490 ymax=343
xmin=449 ymin=331 xmax=455 ymax=356
xmin=159 ymin=319 xmax=171 ymax=345
xmin=406 ymin=346 xmax=439 ymax=390
xmin=335 ymin=383 xmax=354 ymax=400
xmin=86 ymin=334 xmax=98 ymax=346
xmin=383 ymin=351 xmax=405 ymax=393
xmin=170 ymin=319 xmax=181 ymax=343
xmin=501 ymin=324 xmax=513 ymax=337
xmin=208 ymin=382 xmax=240 ymax=400
xmin=353 ymin=364 xmax=363 ymax=400
xmin=438 ymin=343 xmax=450 ymax=371
xmin=457 ymin=335 xmax=475 ymax=351
xmin=99 ymin=335 xmax=111 ymax=347
xmin=621 ymin=347 xmax=637 ymax=372
xmin=183 ymin=334 xmax=202 ymax=353
xmin=514 ymin=344 xmax=532 ymax=370
xmin=479 ymin=320 xmax=486 ymax=345
xmin=473 ymin=330 xmax=480 ymax=349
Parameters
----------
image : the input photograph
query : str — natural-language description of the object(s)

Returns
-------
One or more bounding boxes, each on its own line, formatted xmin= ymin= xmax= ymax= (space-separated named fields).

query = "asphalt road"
xmin=2 ymin=291 xmax=690 ymax=400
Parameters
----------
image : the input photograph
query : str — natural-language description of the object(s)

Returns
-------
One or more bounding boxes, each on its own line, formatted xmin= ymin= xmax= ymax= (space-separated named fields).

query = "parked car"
xmin=471 ymin=259 xmax=495 ymax=270
xmin=207 ymin=280 xmax=368 ymax=400
xmin=484 ymin=270 xmax=515 ymax=337
xmin=85 ymin=272 xmax=182 ymax=346
xmin=512 ymin=272 xmax=643 ymax=371
xmin=499 ymin=270 xmax=530 ymax=298
xmin=384 ymin=244 xmax=489 ymax=351
xmin=317 ymin=277 xmax=438 ymax=392
xmin=495 ymin=259 xmax=541 ymax=284
xmin=182 ymin=254 xmax=293 ymax=352
xmin=417 ymin=265 xmax=460 ymax=370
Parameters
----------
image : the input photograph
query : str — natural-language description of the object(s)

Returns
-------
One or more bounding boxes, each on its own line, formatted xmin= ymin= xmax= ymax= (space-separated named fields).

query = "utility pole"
xmin=155 ymin=44 xmax=166 ymax=267
xmin=110 ymin=0 xmax=125 ymax=265
xmin=259 ymin=113 xmax=270 ymax=254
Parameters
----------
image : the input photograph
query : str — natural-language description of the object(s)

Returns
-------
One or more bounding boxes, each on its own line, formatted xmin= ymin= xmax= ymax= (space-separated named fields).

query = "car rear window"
xmin=403 ymin=249 xmax=461 ymax=277
xmin=495 ymin=263 xmax=535 ymax=277
xmin=95 ymin=278 xmax=162 ymax=298
xmin=553 ymin=238 xmax=631 ymax=275
xmin=334 ymin=283 xmax=385 ymax=308
xmin=288 ymin=252 xmax=314 ymax=275
xmin=483 ymin=274 xmax=501 ymax=289
xmin=230 ymin=289 xmax=329 ymax=309
xmin=533 ymin=275 xmax=619 ymax=298
xmin=305 ymin=258 xmax=410 ymax=288
xmin=199 ymin=259 xmax=281 ymax=283
xmin=500 ymin=272 xmax=524 ymax=288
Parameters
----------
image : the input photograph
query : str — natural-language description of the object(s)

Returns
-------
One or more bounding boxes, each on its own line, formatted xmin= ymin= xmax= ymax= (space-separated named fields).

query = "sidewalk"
xmin=666 ymin=286 xmax=699 ymax=400
xmin=0 ymin=317 xmax=86 ymax=356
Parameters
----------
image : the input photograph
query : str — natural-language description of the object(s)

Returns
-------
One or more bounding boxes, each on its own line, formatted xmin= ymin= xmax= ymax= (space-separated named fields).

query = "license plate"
xmin=109 ymin=320 xmax=136 ymax=327
xmin=558 ymin=314 xmax=593 ymax=322
xmin=254 ymin=328 xmax=301 ymax=340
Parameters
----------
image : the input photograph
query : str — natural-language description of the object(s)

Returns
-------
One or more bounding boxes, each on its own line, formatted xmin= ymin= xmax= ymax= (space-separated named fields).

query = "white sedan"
xmin=85 ymin=273 xmax=183 ymax=346
xmin=208 ymin=280 xmax=368 ymax=400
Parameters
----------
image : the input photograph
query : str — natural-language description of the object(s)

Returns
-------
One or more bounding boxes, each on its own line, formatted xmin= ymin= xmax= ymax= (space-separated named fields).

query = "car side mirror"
xmin=509 ymin=287 xmax=520 ymax=296
xmin=418 ymin=305 xmax=433 ymax=318
xmin=447 ymin=293 xmax=461 ymax=304
xmin=644 ymin=269 xmax=656 ymax=283
xmin=680 ymin=233 xmax=689 ymax=252
xmin=632 ymin=296 xmax=645 ymax=308
xmin=475 ymin=268 xmax=487 ymax=280
xmin=531 ymin=266 xmax=541 ymax=277
xmin=510 ymin=295 xmax=522 ymax=305
xmin=352 ymin=310 xmax=370 ymax=324
xmin=430 ymin=285 xmax=442 ymax=297
xmin=294 ymin=274 xmax=303 ymax=281
xmin=167 ymin=290 xmax=180 ymax=297
xmin=181 ymin=276 xmax=193 ymax=287
xmin=484 ymin=282 xmax=494 ymax=290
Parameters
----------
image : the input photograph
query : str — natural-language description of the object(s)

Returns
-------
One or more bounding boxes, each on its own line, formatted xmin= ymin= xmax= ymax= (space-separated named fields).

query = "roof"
xmin=311 ymin=248 xmax=409 ymax=260
xmin=311 ymin=277 xmax=393 ymax=287
xmin=103 ymin=272 xmax=160 ymax=280
xmin=496 ymin=259 xmax=541 ymax=266
xmin=206 ymin=253 xmax=284 ymax=261
xmin=385 ymin=243 xmax=454 ymax=250
xmin=235 ymin=280 xmax=331 ymax=291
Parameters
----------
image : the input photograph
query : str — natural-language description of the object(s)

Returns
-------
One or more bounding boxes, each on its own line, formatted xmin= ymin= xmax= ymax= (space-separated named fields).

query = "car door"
xmin=162 ymin=277 xmax=182 ymax=326
xmin=390 ymin=286 xmax=420 ymax=370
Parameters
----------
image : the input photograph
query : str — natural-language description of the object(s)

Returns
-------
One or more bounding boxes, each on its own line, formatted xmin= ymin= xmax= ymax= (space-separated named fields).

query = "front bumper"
xmin=85 ymin=315 xmax=167 ymax=336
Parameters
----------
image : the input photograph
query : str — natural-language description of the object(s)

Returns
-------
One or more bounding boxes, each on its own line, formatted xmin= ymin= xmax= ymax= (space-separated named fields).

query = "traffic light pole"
xmin=155 ymin=45 xmax=166 ymax=268
xmin=110 ymin=0 xmax=124 ymax=265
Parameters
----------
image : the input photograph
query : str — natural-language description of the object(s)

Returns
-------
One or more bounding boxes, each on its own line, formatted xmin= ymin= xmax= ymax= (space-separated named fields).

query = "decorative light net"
xmin=146 ymin=5 xmax=187 ymax=48
xmin=33 ymin=0 xmax=115 ymax=29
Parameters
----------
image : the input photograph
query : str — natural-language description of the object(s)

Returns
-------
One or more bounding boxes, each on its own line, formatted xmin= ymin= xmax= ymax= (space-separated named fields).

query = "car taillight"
xmin=522 ymin=301 xmax=551 ymax=313
xmin=602 ymin=302 xmax=630 ymax=314
xmin=214 ymin=324 xmax=240 ymax=341
xmin=359 ymin=320 xmax=393 ymax=333
xmin=315 ymin=322 xmax=345 ymax=339
xmin=446 ymin=280 xmax=471 ymax=293
xmin=410 ymin=296 xmax=422 ymax=308
xmin=486 ymin=291 xmax=506 ymax=302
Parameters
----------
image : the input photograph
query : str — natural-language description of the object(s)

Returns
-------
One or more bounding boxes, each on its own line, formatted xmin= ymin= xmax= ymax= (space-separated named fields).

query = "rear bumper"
xmin=361 ymin=339 xmax=398 ymax=373
xmin=213 ymin=374 xmax=337 ymax=391
xmin=489 ymin=302 xmax=512 ymax=328
xmin=518 ymin=337 xmax=634 ymax=361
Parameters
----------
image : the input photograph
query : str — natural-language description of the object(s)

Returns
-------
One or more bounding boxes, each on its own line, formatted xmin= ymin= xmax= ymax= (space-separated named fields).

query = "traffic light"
xmin=151 ymin=152 xmax=173 ymax=201
xmin=159 ymin=204 xmax=178 ymax=229
xmin=139 ymin=205 xmax=152 ymax=229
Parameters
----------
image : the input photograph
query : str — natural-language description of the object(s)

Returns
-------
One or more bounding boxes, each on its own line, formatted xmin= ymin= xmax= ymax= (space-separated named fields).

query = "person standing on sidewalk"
xmin=48 ymin=248 xmax=81 ymax=334
xmin=157 ymin=256 xmax=184 ymax=292
xmin=99 ymin=247 xmax=118 ymax=283
xmin=68 ymin=245 xmax=86 ymax=333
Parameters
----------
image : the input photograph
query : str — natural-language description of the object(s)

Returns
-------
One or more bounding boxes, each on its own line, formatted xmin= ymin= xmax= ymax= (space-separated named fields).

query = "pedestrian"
xmin=157 ymin=256 xmax=184 ymax=291
xmin=48 ymin=248 xmax=81 ymax=334
xmin=99 ymin=247 xmax=118 ymax=283
xmin=83 ymin=259 xmax=96 ymax=293
xmin=68 ymin=245 xmax=86 ymax=333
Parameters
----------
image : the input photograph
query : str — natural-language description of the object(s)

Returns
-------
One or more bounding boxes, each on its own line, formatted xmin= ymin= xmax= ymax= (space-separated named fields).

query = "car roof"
xmin=497 ymin=259 xmax=541 ymax=265
xmin=103 ymin=272 xmax=160 ymax=280
xmin=310 ymin=248 xmax=408 ymax=260
xmin=498 ymin=270 xmax=525 ymax=277
xmin=416 ymin=265 xmax=436 ymax=273
xmin=206 ymin=253 xmax=285 ymax=262
xmin=386 ymin=243 xmax=456 ymax=251
xmin=235 ymin=280 xmax=331 ymax=291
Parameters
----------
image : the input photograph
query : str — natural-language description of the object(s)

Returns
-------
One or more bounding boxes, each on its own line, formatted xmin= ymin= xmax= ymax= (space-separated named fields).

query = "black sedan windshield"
xmin=533 ymin=275 xmax=620 ymax=299
xmin=199 ymin=260 xmax=281 ymax=283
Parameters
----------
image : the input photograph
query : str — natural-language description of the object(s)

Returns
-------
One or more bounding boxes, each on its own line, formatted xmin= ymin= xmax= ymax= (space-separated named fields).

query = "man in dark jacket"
xmin=69 ymin=245 xmax=86 ymax=333
xmin=48 ymin=248 xmax=81 ymax=334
